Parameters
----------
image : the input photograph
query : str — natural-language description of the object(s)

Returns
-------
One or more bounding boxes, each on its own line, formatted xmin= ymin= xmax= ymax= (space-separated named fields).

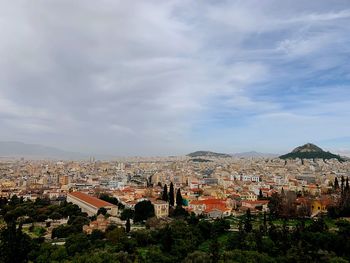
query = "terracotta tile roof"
xmin=205 ymin=206 xmax=230 ymax=213
xmin=68 ymin=191 xmax=116 ymax=208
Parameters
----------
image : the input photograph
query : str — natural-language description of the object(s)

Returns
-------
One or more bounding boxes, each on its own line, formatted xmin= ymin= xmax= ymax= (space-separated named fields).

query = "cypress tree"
xmin=162 ymin=184 xmax=168 ymax=202
xmin=334 ymin=177 xmax=339 ymax=190
xmin=244 ymin=208 xmax=252 ymax=233
xmin=169 ymin=182 xmax=174 ymax=206
xmin=176 ymin=188 xmax=183 ymax=207
xmin=125 ymin=218 xmax=131 ymax=233
xmin=259 ymin=189 xmax=263 ymax=199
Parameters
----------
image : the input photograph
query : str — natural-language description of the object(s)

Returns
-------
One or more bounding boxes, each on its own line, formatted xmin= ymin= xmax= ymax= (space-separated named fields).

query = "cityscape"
xmin=1 ymin=1 xmax=350 ymax=263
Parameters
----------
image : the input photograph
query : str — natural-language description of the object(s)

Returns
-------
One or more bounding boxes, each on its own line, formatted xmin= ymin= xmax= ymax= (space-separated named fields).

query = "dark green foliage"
xmin=176 ymin=188 xmax=183 ymax=207
xmin=335 ymin=177 xmax=340 ymax=190
xmin=259 ymin=189 xmax=264 ymax=199
xmin=210 ymin=236 xmax=220 ymax=263
xmin=268 ymin=193 xmax=283 ymax=218
xmin=328 ymin=176 xmax=350 ymax=218
xmin=171 ymin=206 xmax=189 ymax=218
xmin=65 ymin=233 xmax=90 ymax=256
xmin=126 ymin=218 xmax=131 ymax=233
xmin=3 ymin=194 xmax=350 ymax=263
xmin=52 ymin=215 xmax=90 ymax=239
xmin=280 ymin=151 xmax=344 ymax=162
xmin=99 ymin=193 xmax=119 ymax=206
xmin=183 ymin=251 xmax=211 ymax=263
xmin=134 ymin=200 xmax=155 ymax=222
xmin=120 ymin=208 xmax=134 ymax=220
xmin=244 ymin=209 xmax=253 ymax=233
xmin=89 ymin=229 xmax=105 ymax=241
xmin=97 ymin=207 xmax=107 ymax=215
xmin=162 ymin=184 xmax=168 ymax=202
xmin=221 ymin=250 xmax=276 ymax=263
xmin=0 ymin=222 xmax=33 ymax=263
xmin=169 ymin=182 xmax=174 ymax=206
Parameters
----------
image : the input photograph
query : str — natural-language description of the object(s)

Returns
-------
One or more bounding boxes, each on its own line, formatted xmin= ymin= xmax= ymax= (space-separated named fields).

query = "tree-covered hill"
xmin=280 ymin=143 xmax=345 ymax=162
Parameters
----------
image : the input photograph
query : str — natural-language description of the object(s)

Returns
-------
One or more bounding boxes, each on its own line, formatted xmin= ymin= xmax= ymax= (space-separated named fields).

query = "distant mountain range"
xmin=0 ymin=141 xmax=88 ymax=160
xmin=279 ymin=143 xmax=346 ymax=162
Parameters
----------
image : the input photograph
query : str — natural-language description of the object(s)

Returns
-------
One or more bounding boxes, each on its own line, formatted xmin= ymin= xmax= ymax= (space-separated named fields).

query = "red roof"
xmin=68 ymin=192 xmax=116 ymax=208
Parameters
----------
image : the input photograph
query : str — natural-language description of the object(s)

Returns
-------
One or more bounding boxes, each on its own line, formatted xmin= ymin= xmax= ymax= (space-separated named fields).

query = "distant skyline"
xmin=1 ymin=1 xmax=350 ymax=156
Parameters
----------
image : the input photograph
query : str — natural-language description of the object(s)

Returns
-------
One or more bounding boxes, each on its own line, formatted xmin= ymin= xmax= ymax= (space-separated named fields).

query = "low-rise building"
xmin=67 ymin=191 xmax=118 ymax=216
xmin=83 ymin=214 xmax=110 ymax=234
xmin=152 ymin=200 xmax=169 ymax=218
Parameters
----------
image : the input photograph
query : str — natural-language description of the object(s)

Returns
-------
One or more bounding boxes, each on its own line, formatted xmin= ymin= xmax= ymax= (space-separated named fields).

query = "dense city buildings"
xmin=1 ymin=151 xmax=350 ymax=262
xmin=1 ymin=153 xmax=349 ymax=218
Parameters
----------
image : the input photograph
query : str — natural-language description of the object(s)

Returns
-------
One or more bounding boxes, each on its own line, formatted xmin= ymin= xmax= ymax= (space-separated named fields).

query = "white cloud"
xmin=0 ymin=0 xmax=349 ymax=155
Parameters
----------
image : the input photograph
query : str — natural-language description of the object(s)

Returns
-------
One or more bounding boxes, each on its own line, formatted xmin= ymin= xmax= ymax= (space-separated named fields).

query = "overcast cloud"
xmin=1 ymin=0 xmax=350 ymax=156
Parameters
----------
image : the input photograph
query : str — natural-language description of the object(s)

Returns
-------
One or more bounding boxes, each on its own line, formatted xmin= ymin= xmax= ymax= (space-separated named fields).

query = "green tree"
xmin=50 ymin=212 xmax=62 ymax=220
xmin=120 ymin=208 xmax=134 ymax=220
xmin=134 ymin=200 xmax=155 ymax=222
xmin=89 ymin=229 xmax=105 ymax=241
xmin=183 ymin=251 xmax=211 ymax=263
xmin=126 ymin=218 xmax=131 ymax=233
xmin=162 ymin=184 xmax=168 ymax=202
xmin=268 ymin=193 xmax=282 ymax=218
xmin=210 ymin=236 xmax=220 ymax=263
xmin=99 ymin=193 xmax=119 ymax=206
xmin=176 ymin=188 xmax=183 ymax=207
xmin=169 ymin=182 xmax=175 ymax=206
xmin=244 ymin=209 xmax=253 ymax=233
xmin=334 ymin=177 xmax=339 ymax=190
xmin=106 ymin=227 xmax=126 ymax=244
xmin=259 ymin=189 xmax=264 ymax=199
xmin=65 ymin=233 xmax=90 ymax=256
xmin=97 ymin=207 xmax=107 ymax=216
xmin=0 ymin=222 xmax=32 ymax=263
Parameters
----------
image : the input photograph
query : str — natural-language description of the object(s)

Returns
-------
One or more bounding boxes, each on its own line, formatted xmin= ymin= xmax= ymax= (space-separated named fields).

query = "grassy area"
xmin=23 ymin=225 xmax=46 ymax=238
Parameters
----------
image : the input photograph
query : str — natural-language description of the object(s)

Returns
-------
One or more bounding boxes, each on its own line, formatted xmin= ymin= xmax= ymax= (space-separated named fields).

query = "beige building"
xmin=152 ymin=200 xmax=169 ymax=218
xmin=67 ymin=191 xmax=118 ymax=216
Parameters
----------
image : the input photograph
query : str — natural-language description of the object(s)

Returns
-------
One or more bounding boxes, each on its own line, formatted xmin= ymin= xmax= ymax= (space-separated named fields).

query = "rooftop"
xmin=68 ymin=191 xmax=116 ymax=208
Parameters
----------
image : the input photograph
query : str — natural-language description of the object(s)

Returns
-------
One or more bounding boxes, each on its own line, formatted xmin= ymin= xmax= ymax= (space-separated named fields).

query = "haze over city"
xmin=1 ymin=0 xmax=350 ymax=156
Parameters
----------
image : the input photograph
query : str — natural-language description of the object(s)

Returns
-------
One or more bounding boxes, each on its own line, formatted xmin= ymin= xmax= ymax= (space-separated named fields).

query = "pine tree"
xmin=176 ymin=188 xmax=183 ymax=207
xmin=162 ymin=184 xmax=168 ymax=202
xmin=125 ymin=218 xmax=131 ymax=233
xmin=169 ymin=182 xmax=174 ymax=206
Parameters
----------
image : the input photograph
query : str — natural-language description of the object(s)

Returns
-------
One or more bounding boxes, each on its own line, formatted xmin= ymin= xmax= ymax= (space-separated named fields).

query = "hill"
xmin=279 ymin=143 xmax=345 ymax=161
xmin=187 ymin=151 xmax=231 ymax=158
xmin=0 ymin=141 xmax=87 ymax=160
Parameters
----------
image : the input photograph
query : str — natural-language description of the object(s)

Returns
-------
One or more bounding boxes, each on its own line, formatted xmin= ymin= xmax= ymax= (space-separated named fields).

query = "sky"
xmin=0 ymin=0 xmax=350 ymax=156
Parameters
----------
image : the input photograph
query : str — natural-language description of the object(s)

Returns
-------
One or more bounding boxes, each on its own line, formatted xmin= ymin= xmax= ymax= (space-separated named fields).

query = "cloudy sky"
xmin=1 ymin=0 xmax=350 ymax=156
